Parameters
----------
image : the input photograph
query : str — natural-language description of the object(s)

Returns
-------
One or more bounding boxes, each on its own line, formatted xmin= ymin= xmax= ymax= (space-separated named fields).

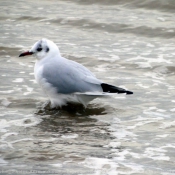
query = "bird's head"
xmin=19 ymin=38 xmax=60 ymax=60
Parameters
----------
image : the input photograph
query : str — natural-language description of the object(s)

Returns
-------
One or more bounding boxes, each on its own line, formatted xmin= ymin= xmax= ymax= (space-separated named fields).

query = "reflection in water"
xmin=36 ymin=101 xmax=107 ymax=116
xmin=35 ymin=103 xmax=108 ymax=134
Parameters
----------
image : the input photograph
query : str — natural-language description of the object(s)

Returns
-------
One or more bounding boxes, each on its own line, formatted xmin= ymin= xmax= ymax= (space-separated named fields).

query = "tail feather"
xmin=101 ymin=83 xmax=133 ymax=95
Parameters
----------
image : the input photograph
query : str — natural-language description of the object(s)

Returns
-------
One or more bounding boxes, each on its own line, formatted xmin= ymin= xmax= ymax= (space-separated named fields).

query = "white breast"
xmin=34 ymin=61 xmax=73 ymax=107
xmin=34 ymin=61 xmax=58 ymax=100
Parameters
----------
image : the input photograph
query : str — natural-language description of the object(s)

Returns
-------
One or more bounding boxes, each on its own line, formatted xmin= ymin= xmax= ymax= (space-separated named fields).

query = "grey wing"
xmin=42 ymin=60 xmax=103 ymax=94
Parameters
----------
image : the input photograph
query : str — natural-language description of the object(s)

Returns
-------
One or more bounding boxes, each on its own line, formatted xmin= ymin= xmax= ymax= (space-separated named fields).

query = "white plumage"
xmin=19 ymin=38 xmax=133 ymax=107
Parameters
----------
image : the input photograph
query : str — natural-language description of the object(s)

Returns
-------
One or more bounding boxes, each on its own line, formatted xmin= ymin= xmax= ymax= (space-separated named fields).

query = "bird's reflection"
xmin=36 ymin=101 xmax=107 ymax=115
xmin=35 ymin=101 xmax=109 ymax=134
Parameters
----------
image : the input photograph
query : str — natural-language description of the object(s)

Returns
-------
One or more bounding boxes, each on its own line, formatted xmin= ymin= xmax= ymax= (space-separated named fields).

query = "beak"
xmin=19 ymin=51 xmax=33 ymax=57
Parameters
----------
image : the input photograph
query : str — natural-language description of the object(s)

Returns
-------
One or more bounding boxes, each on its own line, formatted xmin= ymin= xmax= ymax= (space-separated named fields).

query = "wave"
xmin=17 ymin=16 xmax=44 ymax=21
xmin=70 ymin=0 xmax=175 ymax=12
xmin=15 ymin=16 xmax=175 ymax=38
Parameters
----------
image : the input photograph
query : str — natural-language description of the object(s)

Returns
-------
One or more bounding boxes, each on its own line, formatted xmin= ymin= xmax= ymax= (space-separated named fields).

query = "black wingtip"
xmin=126 ymin=91 xmax=133 ymax=95
xmin=101 ymin=83 xmax=133 ymax=95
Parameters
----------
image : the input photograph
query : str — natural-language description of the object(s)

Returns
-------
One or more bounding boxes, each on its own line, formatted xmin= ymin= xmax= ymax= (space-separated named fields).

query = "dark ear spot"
xmin=46 ymin=47 xmax=49 ymax=52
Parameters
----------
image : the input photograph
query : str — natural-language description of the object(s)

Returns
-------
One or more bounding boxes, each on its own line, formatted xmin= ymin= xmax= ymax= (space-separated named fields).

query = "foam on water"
xmin=81 ymin=157 xmax=119 ymax=175
xmin=0 ymin=115 xmax=42 ymax=132
xmin=61 ymin=134 xmax=79 ymax=139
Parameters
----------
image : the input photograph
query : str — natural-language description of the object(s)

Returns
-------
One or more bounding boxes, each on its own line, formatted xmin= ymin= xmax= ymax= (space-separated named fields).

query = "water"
xmin=0 ymin=0 xmax=175 ymax=174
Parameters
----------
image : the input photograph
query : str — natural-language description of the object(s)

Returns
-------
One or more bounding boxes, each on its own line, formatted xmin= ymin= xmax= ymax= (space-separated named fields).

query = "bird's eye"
xmin=37 ymin=48 xmax=42 ymax=52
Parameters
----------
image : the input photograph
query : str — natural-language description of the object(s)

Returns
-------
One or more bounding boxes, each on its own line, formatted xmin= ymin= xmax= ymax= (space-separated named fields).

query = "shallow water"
xmin=0 ymin=0 xmax=175 ymax=174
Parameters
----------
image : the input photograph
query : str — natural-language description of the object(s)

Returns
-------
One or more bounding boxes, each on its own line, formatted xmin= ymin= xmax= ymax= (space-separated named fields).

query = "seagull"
xmin=19 ymin=38 xmax=133 ymax=108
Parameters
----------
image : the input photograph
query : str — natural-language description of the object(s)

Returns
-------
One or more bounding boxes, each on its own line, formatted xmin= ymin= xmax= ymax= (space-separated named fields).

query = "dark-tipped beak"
xmin=19 ymin=51 xmax=33 ymax=57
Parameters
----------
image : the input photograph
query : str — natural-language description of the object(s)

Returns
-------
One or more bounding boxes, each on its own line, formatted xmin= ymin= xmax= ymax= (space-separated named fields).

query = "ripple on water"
xmin=0 ymin=115 xmax=42 ymax=132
